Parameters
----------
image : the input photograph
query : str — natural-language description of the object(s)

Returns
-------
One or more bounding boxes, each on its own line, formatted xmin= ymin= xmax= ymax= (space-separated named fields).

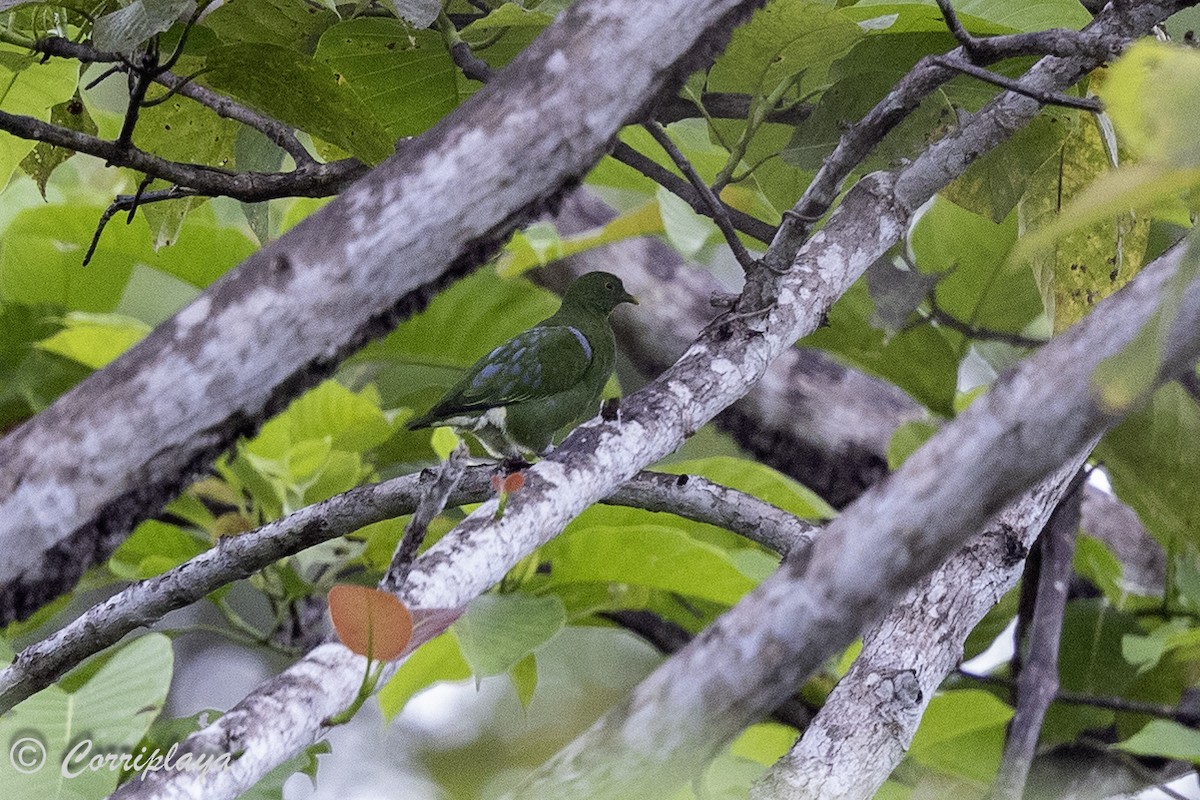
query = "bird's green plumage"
xmin=407 ymin=272 xmax=636 ymax=458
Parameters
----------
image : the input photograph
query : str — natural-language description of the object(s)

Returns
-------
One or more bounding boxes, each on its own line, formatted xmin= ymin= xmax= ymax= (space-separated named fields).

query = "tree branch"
xmin=27 ymin=34 xmax=315 ymax=164
xmin=107 ymin=3 xmax=1191 ymax=797
xmin=0 ymin=0 xmax=766 ymax=624
xmin=993 ymin=470 xmax=1086 ymax=800
xmin=0 ymin=108 xmax=364 ymax=200
xmin=643 ymin=120 xmax=759 ymax=272
xmin=0 ymin=466 xmax=815 ymax=713
xmin=751 ymin=463 xmax=1082 ymax=798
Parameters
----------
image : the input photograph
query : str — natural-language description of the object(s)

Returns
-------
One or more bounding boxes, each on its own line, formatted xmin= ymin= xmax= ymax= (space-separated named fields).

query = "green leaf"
xmin=203 ymin=0 xmax=338 ymax=51
xmin=109 ymin=519 xmax=207 ymax=580
xmin=201 ymin=43 xmax=394 ymax=164
xmin=1015 ymin=115 xmax=1150 ymax=332
xmin=908 ymin=689 xmax=1012 ymax=784
xmin=543 ymin=523 xmax=759 ymax=606
xmin=510 ymin=652 xmax=538 ymax=709
xmin=0 ymin=634 xmax=173 ymax=795
xmin=887 ymin=420 xmax=938 ymax=469
xmin=657 ymin=185 xmax=718 ymax=258
xmin=943 ymin=108 xmax=1078 ymax=223
xmin=453 ymin=594 xmax=565 ymax=679
xmin=247 ymin=380 xmax=394 ymax=459
xmin=802 ymin=279 xmax=961 ymax=417
xmin=708 ymin=1 xmax=861 ymax=99
xmin=92 ymin=0 xmax=193 ymax=53
xmin=378 ymin=631 xmax=470 ymax=720
xmin=36 ymin=311 xmax=150 ymax=368
xmin=1073 ymin=535 xmax=1128 ymax=609
xmin=19 ymin=92 xmax=97 ymax=198
xmin=1115 ymin=719 xmax=1200 ymax=763
xmin=460 ymin=2 xmax=552 ymax=35
xmin=0 ymin=301 xmax=90 ymax=430
xmin=1097 ymin=382 xmax=1200 ymax=550
xmin=315 ymin=19 xmax=458 ymax=140
xmin=1099 ymin=41 xmax=1200 ymax=167
xmin=0 ymin=43 xmax=80 ymax=189
xmin=910 ymin=197 xmax=1043 ymax=336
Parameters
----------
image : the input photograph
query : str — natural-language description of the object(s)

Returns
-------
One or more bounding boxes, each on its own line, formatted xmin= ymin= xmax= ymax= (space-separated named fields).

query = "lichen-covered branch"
xmin=0 ymin=0 xmax=767 ymax=624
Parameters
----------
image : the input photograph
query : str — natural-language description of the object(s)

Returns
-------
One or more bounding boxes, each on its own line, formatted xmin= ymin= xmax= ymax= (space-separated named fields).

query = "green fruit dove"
xmin=407 ymin=271 xmax=637 ymax=460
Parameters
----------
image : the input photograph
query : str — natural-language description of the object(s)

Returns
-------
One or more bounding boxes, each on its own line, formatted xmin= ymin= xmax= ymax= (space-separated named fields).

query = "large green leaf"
xmin=801 ymin=278 xmax=961 ymax=416
xmin=943 ymin=108 xmax=1078 ymax=223
xmin=0 ymin=43 xmax=80 ymax=189
xmin=908 ymin=689 xmax=1012 ymax=784
xmin=316 ymin=19 xmax=458 ymax=140
xmin=1115 ymin=719 xmax=1200 ymax=764
xmin=910 ymin=197 xmax=1043 ymax=336
xmin=36 ymin=311 xmax=150 ymax=368
xmin=542 ymin=523 xmax=760 ymax=606
xmin=92 ymin=0 xmax=192 ymax=53
xmin=1099 ymin=41 xmax=1200 ymax=168
xmin=707 ymin=1 xmax=861 ymax=98
xmin=202 ymin=0 xmax=338 ymax=51
xmin=452 ymin=594 xmax=565 ymax=679
xmin=1017 ymin=115 xmax=1150 ymax=332
xmin=1097 ymin=382 xmax=1200 ymax=551
xmin=201 ymin=43 xmax=394 ymax=164
xmin=0 ymin=634 xmax=173 ymax=796
xmin=19 ymin=92 xmax=97 ymax=198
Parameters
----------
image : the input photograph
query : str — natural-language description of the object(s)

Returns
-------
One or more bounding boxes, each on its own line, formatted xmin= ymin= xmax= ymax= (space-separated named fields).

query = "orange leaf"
xmin=329 ymin=584 xmax=413 ymax=661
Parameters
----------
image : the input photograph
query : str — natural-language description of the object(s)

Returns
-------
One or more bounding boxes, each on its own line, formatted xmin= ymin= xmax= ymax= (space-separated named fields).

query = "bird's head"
xmin=563 ymin=271 xmax=638 ymax=315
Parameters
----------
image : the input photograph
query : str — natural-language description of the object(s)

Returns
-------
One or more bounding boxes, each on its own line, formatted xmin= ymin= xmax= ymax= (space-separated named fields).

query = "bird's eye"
xmin=605 ymin=282 xmax=613 ymax=289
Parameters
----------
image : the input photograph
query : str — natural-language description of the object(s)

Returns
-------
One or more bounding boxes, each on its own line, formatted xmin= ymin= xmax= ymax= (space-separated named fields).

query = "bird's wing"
xmin=441 ymin=324 xmax=594 ymax=412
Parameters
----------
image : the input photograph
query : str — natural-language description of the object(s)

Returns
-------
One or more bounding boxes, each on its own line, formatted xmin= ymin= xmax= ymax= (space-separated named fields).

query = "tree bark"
xmin=0 ymin=0 xmax=764 ymax=623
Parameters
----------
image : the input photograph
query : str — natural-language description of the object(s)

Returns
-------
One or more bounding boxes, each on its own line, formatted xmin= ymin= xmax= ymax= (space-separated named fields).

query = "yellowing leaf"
xmin=1015 ymin=116 xmax=1150 ymax=332
xmin=1097 ymin=40 xmax=1200 ymax=166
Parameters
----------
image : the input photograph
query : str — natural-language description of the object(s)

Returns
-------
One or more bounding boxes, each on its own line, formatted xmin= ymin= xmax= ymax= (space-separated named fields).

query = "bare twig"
xmin=610 ymin=141 xmax=775 ymax=242
xmin=994 ymin=469 xmax=1087 ymax=800
xmin=931 ymin=56 xmax=1103 ymax=111
xmin=925 ymin=293 xmax=1049 ymax=348
xmin=382 ymin=443 xmax=470 ymax=591
xmin=0 ymin=107 xmax=366 ymax=199
xmin=0 ymin=466 xmax=817 ymax=712
xmin=643 ymin=121 xmax=759 ymax=272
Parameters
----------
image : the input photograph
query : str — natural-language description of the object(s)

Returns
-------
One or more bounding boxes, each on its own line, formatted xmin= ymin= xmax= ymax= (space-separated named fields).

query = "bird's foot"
xmin=600 ymin=397 xmax=621 ymax=422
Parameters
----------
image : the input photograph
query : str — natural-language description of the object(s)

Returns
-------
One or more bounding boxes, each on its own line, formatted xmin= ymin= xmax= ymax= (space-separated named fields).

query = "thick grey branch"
xmin=0 ymin=0 xmax=765 ymax=624
xmin=751 ymin=464 xmax=1082 ymax=799
xmin=0 ymin=467 xmax=813 ymax=714
xmin=994 ymin=474 xmax=1084 ymax=800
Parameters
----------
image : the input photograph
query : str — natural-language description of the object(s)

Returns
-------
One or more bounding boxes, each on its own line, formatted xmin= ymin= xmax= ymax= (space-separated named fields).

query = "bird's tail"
xmin=406 ymin=412 xmax=439 ymax=431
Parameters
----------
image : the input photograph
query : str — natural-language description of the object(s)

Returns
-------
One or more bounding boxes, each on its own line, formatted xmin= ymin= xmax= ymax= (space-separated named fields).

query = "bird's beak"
xmin=623 ymin=292 xmax=639 ymax=306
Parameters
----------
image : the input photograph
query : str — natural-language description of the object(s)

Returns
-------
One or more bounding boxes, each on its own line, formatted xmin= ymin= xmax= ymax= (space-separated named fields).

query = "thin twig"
xmin=957 ymin=670 xmax=1200 ymax=724
xmin=438 ymin=10 xmax=497 ymax=83
xmin=931 ymin=56 xmax=1103 ymax=111
xmin=382 ymin=443 xmax=470 ymax=592
xmin=83 ymin=185 xmax=196 ymax=265
xmin=643 ymin=121 xmax=759 ymax=273
xmin=610 ymin=142 xmax=775 ymax=243
xmin=925 ymin=293 xmax=1049 ymax=348
xmin=993 ymin=467 xmax=1087 ymax=800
